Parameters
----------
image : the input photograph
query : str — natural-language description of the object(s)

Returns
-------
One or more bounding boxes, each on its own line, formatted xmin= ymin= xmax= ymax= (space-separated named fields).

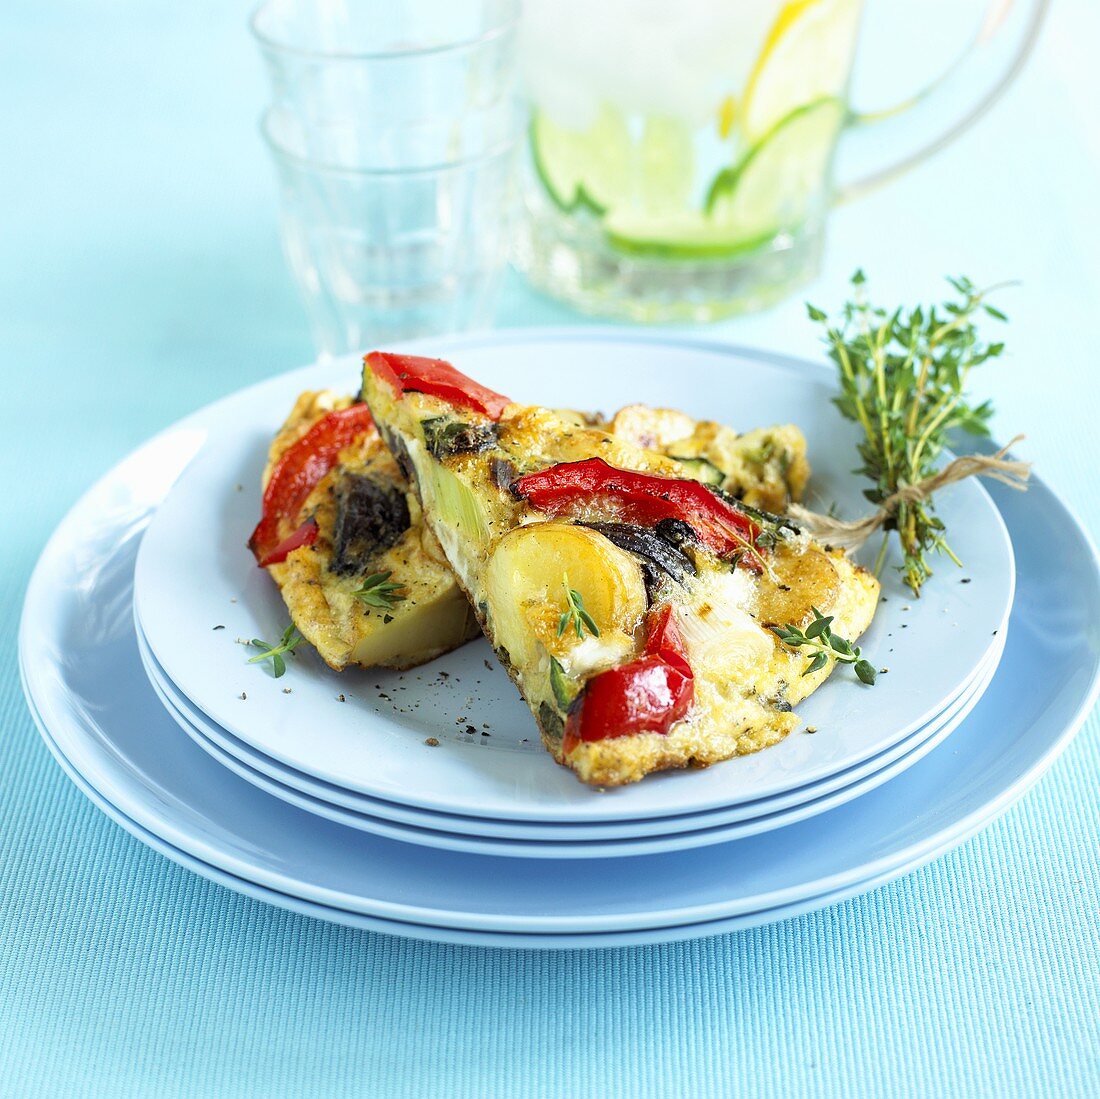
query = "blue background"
xmin=2 ymin=2 xmax=1099 ymax=1095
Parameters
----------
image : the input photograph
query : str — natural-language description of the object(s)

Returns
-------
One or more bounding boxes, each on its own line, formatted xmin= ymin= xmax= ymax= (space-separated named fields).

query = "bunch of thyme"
xmin=808 ymin=271 xmax=1010 ymax=596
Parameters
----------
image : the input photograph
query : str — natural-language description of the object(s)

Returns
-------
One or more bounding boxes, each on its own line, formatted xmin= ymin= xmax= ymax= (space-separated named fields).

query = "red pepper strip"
xmin=261 ymin=518 xmax=319 ymax=566
xmin=365 ymin=352 xmax=511 ymax=420
xmin=249 ymin=404 xmax=376 ymax=567
xmin=644 ymin=603 xmax=692 ymax=679
xmin=563 ymin=603 xmax=694 ymax=752
xmin=514 ymin=458 xmax=762 ymax=565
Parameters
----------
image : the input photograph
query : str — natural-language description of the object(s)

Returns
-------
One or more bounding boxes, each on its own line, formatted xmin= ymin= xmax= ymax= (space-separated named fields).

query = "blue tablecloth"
xmin=3 ymin=2 xmax=1098 ymax=1095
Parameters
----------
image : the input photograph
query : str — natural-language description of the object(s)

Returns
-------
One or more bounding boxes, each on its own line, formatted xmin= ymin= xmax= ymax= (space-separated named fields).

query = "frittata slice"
xmin=252 ymin=390 xmax=479 ymax=671
xmin=361 ymin=353 xmax=879 ymax=787
xmin=254 ymin=390 xmax=813 ymax=675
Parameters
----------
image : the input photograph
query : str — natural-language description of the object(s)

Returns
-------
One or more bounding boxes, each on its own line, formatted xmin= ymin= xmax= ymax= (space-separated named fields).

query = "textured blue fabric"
xmin=3 ymin=2 xmax=1099 ymax=1096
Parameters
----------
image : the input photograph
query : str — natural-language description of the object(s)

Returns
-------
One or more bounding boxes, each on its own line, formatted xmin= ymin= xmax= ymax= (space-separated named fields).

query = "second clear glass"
xmin=263 ymin=108 xmax=519 ymax=356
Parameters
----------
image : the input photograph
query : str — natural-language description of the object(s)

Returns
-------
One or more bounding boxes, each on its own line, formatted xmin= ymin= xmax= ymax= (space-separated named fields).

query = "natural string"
xmin=788 ymin=435 xmax=1031 ymax=551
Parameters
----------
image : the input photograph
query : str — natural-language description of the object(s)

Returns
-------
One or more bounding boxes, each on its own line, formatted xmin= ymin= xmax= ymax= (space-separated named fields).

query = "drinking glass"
xmin=252 ymin=0 xmax=519 ymax=142
xmin=251 ymin=0 xmax=521 ymax=355
xmin=513 ymin=0 xmax=1049 ymax=323
xmin=263 ymin=108 xmax=519 ymax=355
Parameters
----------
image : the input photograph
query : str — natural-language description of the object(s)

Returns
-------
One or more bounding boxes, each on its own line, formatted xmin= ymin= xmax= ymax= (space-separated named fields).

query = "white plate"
xmin=138 ymin=621 xmax=1002 ymax=849
xmin=22 ymin=335 xmax=1093 ymax=940
xmin=141 ymin=630 xmax=1000 ymax=857
xmin=133 ymin=332 xmax=1015 ymax=821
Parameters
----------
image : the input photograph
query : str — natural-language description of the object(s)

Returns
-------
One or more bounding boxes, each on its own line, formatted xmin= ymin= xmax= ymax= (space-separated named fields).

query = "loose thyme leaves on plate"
xmin=353 ymin=570 xmax=408 ymax=610
xmin=772 ymin=608 xmax=877 ymax=686
xmin=247 ymin=624 xmax=303 ymax=678
xmin=557 ymin=574 xmax=600 ymax=640
xmin=808 ymin=271 xmax=1010 ymax=597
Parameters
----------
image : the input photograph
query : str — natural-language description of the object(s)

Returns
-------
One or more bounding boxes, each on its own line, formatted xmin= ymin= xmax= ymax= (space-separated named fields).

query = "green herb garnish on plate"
xmin=248 ymin=624 xmax=303 ymax=678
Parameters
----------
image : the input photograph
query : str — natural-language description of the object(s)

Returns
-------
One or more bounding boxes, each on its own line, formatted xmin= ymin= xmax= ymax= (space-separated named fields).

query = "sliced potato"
xmin=608 ymin=405 xmax=697 ymax=449
xmin=350 ymin=584 xmax=478 ymax=668
xmin=483 ymin=521 xmax=646 ymax=676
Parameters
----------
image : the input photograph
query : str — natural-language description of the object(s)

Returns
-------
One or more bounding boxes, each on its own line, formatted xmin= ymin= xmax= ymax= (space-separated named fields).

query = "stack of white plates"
xmin=20 ymin=332 xmax=1100 ymax=947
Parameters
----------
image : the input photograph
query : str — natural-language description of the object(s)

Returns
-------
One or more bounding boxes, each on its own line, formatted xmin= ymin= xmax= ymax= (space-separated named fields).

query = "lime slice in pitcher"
xmin=603 ymin=215 xmax=777 ymax=259
xmin=742 ymin=0 xmax=862 ymax=143
xmin=635 ymin=116 xmax=695 ymax=216
xmin=606 ymin=97 xmax=844 ymax=258
xmin=531 ymin=108 xmax=632 ymax=215
xmin=531 ymin=109 xmax=694 ymax=218
xmin=707 ymin=97 xmax=845 ymax=231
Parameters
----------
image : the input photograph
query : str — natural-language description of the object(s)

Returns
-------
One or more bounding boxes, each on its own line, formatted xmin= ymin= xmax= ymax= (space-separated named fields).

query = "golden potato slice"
xmin=483 ymin=521 xmax=646 ymax=677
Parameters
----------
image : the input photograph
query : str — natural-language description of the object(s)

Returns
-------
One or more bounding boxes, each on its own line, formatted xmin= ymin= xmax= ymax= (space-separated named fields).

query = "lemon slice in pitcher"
xmin=742 ymin=0 xmax=863 ymax=143
xmin=606 ymin=97 xmax=844 ymax=258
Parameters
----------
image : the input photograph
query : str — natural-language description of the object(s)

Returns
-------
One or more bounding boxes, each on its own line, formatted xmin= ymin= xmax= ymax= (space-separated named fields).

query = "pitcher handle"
xmin=834 ymin=0 xmax=1049 ymax=205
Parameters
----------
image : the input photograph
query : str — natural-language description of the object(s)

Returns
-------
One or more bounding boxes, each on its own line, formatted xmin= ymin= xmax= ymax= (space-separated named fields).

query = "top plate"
xmin=133 ymin=331 xmax=1014 ymax=822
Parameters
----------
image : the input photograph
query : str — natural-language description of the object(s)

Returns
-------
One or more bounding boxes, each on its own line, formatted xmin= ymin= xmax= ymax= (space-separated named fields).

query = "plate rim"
xmin=143 ymin=637 xmax=1000 ymax=858
xmin=138 ymin=619 xmax=1003 ymax=846
xmin=26 ymin=705 xmax=962 ymax=950
xmin=21 ymin=651 xmax=1085 ymax=948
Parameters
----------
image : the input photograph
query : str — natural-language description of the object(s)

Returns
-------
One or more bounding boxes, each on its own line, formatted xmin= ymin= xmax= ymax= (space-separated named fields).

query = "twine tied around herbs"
xmin=787 ymin=435 xmax=1031 ymax=552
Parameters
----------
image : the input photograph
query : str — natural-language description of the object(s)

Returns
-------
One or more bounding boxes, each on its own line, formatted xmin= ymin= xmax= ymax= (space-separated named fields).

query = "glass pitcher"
xmin=514 ymin=0 xmax=1048 ymax=322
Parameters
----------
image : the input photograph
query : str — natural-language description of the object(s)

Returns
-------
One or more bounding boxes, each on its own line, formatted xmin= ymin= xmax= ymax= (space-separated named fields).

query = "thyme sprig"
xmin=354 ymin=570 xmax=408 ymax=610
xmin=248 ymin=624 xmax=303 ymax=678
xmin=808 ymin=271 xmax=1010 ymax=596
xmin=772 ymin=609 xmax=877 ymax=686
xmin=557 ymin=575 xmax=600 ymax=640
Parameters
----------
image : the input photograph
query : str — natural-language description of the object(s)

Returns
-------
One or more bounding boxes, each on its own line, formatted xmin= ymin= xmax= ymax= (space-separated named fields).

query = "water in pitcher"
xmin=516 ymin=0 xmax=865 ymax=321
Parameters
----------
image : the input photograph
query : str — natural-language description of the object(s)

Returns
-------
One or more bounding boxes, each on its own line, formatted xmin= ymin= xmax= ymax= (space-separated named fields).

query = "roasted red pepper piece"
xmin=563 ymin=657 xmax=693 ymax=753
xmin=514 ymin=458 xmax=762 ymax=564
xmin=249 ymin=404 xmax=376 ymax=567
xmin=366 ymin=352 xmax=511 ymax=420
xmin=563 ymin=603 xmax=695 ymax=752
xmin=644 ymin=602 xmax=692 ymax=678
xmin=261 ymin=518 xmax=319 ymax=566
